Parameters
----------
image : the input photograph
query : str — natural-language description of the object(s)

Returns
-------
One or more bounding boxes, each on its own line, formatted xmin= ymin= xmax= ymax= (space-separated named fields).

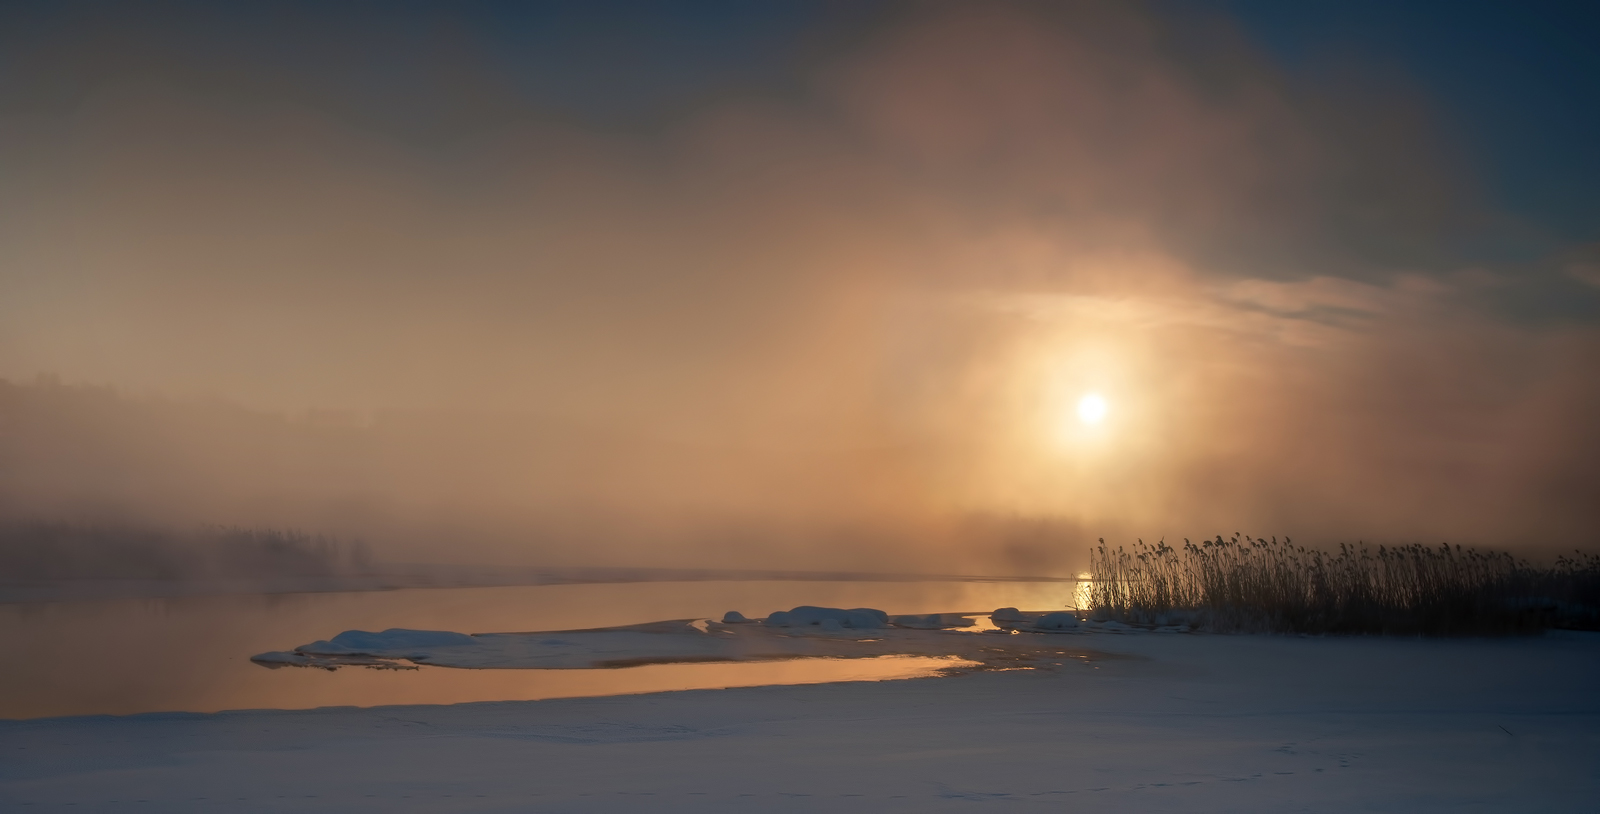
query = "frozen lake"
xmin=0 ymin=579 xmax=1076 ymax=719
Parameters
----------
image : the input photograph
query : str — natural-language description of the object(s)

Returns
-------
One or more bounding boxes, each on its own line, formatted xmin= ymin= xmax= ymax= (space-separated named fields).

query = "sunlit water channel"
xmin=1 ymin=580 xmax=1076 ymax=719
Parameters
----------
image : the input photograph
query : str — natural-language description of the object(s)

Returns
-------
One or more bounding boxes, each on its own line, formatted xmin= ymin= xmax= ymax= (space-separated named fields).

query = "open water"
xmin=0 ymin=579 xmax=1076 ymax=719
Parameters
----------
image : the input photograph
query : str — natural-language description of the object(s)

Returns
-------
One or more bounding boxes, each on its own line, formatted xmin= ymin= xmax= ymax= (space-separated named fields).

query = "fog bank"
xmin=2 ymin=3 xmax=1596 ymax=573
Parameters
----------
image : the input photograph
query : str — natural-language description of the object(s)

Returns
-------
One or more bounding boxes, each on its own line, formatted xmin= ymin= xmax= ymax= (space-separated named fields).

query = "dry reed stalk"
xmin=1088 ymin=536 xmax=1600 ymax=635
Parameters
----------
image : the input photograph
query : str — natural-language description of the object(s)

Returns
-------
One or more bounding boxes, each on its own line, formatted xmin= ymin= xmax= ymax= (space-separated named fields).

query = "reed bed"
xmin=1088 ymin=536 xmax=1600 ymax=635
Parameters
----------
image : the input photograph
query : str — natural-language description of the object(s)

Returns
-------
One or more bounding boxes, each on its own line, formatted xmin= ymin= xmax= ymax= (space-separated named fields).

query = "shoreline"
xmin=0 ymin=569 xmax=1081 ymax=604
xmin=5 ymin=632 xmax=1596 ymax=811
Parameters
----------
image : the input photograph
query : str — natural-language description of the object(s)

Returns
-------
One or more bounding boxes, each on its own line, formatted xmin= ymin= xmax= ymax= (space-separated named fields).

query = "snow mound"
xmin=297 ymin=628 xmax=479 ymax=656
xmin=250 ymin=650 xmax=313 ymax=666
xmin=721 ymin=611 xmax=751 ymax=624
xmin=764 ymin=606 xmax=888 ymax=629
xmin=251 ymin=609 xmax=1119 ymax=672
xmin=1034 ymin=612 xmax=1080 ymax=631
xmin=990 ymin=607 xmax=1027 ymax=623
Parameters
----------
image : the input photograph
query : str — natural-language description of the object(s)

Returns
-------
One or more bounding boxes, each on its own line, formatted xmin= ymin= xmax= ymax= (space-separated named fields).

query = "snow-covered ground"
xmin=5 ymin=628 xmax=1596 ymax=812
xmin=245 ymin=608 xmax=1091 ymax=671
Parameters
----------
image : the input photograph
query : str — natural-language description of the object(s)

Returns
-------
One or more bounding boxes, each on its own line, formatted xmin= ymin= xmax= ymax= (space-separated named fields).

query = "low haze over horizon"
xmin=2 ymin=0 xmax=1597 ymax=574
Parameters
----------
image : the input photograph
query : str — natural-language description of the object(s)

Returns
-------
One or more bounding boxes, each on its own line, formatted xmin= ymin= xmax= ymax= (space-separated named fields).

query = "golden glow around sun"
xmin=1042 ymin=347 xmax=1123 ymax=451
xmin=1077 ymin=393 xmax=1108 ymax=425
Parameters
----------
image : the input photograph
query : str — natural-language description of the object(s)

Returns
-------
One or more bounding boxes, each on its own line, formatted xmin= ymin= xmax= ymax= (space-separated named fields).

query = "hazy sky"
xmin=1 ymin=1 xmax=1596 ymax=572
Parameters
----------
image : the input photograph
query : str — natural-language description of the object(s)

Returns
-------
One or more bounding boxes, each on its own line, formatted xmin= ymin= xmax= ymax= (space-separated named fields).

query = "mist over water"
xmin=2 ymin=2 xmax=1597 ymax=577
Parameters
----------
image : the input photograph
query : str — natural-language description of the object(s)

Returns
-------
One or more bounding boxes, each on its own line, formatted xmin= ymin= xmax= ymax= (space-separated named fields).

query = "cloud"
xmin=0 ymin=1 xmax=1595 ymax=572
xmin=1564 ymin=245 xmax=1600 ymax=289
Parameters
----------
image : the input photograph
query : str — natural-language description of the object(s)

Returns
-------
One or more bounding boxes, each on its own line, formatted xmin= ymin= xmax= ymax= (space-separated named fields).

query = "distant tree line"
xmin=0 ymin=519 xmax=371 ymax=581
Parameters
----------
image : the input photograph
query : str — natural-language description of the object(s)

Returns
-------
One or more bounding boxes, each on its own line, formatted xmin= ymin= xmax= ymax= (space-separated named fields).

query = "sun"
xmin=1077 ymin=393 xmax=1108 ymax=425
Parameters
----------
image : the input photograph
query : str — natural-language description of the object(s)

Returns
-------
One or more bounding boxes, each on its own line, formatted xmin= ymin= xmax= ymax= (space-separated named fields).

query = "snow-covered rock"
xmin=1034 ymin=612 xmax=1080 ymax=631
xmin=991 ymin=607 xmax=1027 ymax=623
xmin=249 ymin=650 xmax=315 ymax=667
xmin=764 ymin=606 xmax=888 ymax=629
xmin=297 ymin=629 xmax=478 ymax=656
xmin=721 ymin=611 xmax=750 ymax=624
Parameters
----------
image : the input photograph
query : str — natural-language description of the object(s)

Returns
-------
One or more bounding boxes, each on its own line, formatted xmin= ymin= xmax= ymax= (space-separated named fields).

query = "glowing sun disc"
xmin=1077 ymin=393 xmax=1108 ymax=425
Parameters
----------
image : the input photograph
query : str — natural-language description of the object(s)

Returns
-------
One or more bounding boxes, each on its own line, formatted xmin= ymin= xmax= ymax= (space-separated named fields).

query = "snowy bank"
xmin=9 ymin=631 xmax=1598 ymax=812
xmin=250 ymin=608 xmax=1115 ymax=672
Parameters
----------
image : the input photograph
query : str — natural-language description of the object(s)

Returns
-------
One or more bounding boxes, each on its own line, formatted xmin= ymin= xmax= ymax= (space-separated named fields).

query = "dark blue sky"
xmin=1221 ymin=0 xmax=1600 ymax=249
xmin=482 ymin=0 xmax=1600 ymax=249
xmin=5 ymin=0 xmax=1594 ymax=236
